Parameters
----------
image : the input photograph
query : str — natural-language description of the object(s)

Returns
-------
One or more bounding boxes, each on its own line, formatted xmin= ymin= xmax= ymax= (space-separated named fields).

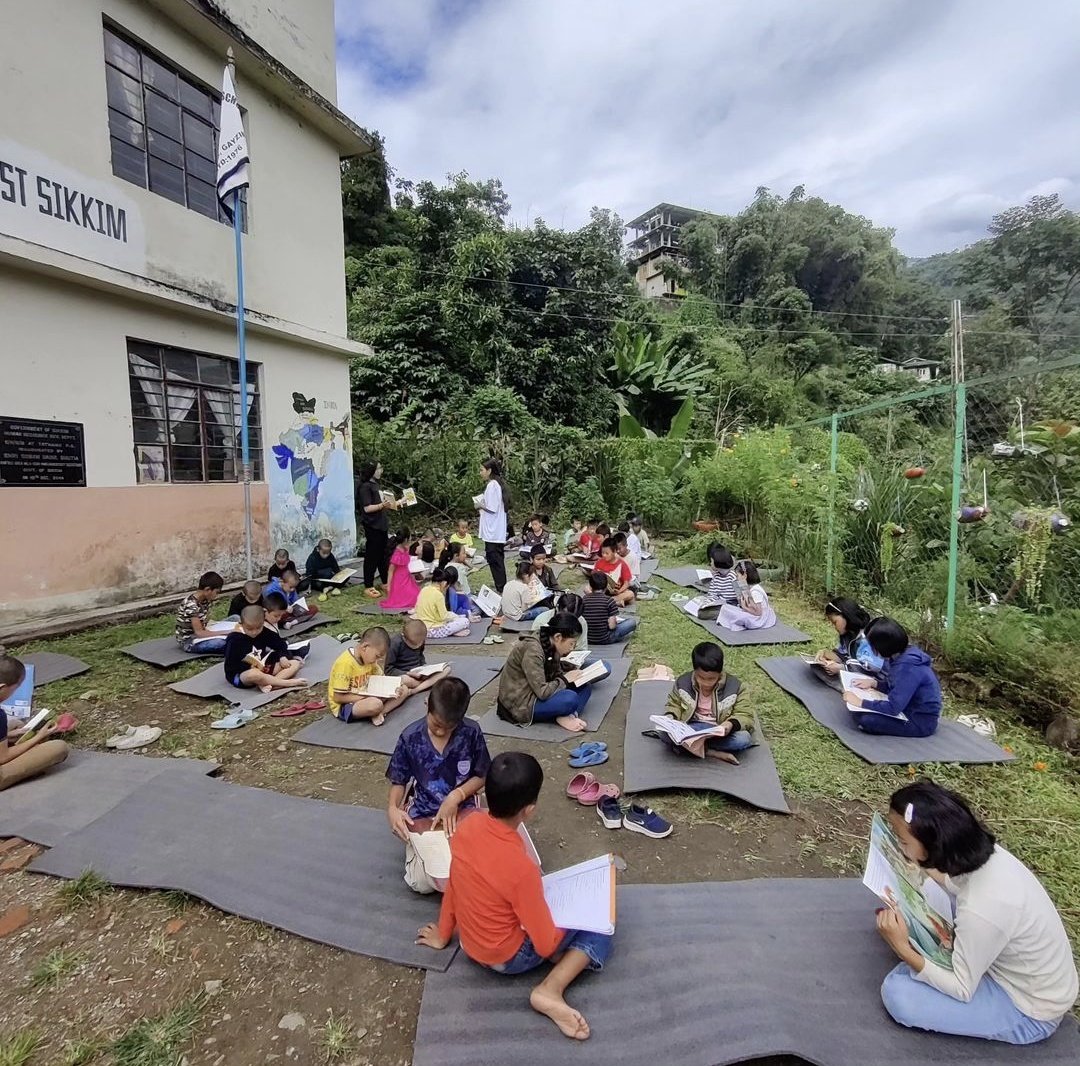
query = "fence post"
xmin=945 ymin=382 xmax=966 ymax=629
xmin=826 ymin=414 xmax=839 ymax=592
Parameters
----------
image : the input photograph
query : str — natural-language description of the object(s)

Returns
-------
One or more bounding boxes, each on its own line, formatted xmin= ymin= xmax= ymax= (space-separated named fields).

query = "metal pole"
xmin=945 ymin=382 xmax=966 ymax=629
xmin=826 ymin=413 xmax=839 ymax=592
xmin=234 ymin=185 xmax=253 ymax=579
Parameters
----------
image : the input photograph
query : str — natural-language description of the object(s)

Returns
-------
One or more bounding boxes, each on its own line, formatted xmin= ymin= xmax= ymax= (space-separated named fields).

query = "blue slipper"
xmin=568 ymin=741 xmax=607 ymax=759
xmin=568 ymin=748 xmax=609 ymax=769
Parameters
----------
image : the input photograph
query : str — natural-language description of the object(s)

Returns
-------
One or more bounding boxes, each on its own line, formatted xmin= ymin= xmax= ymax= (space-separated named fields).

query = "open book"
xmin=472 ymin=493 xmax=485 ymax=509
xmin=840 ymin=670 xmax=902 ymax=718
xmin=562 ymin=649 xmax=590 ymax=668
xmin=542 ymin=854 xmax=617 ymax=935
xmin=568 ymin=659 xmax=609 ymax=688
xmin=362 ymin=674 xmax=405 ymax=700
xmin=864 ymin=812 xmax=954 ymax=970
xmin=191 ymin=620 xmax=237 ymax=645
xmin=1 ymin=662 xmax=34 ymax=718
xmin=474 ymin=585 xmax=502 ymax=618
xmin=696 ymin=569 xmax=713 ymax=584
xmin=647 ymin=713 xmax=734 ymax=757
xmin=286 ymin=640 xmax=310 ymax=656
xmin=464 ymin=546 xmax=476 ymax=558
xmin=407 ymin=558 xmax=429 ymax=575
xmin=243 ymin=648 xmax=273 ymax=671
xmin=290 ymin=596 xmax=310 ymax=615
xmin=681 ymin=596 xmax=710 ymax=618
xmin=410 ymin=662 xmax=449 ymax=678
xmin=328 ymin=567 xmax=358 ymax=584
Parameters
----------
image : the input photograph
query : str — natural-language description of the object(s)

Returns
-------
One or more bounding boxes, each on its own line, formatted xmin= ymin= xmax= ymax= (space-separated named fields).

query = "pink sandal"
xmin=270 ymin=704 xmax=307 ymax=718
xmin=53 ymin=713 xmax=79 ymax=734
xmin=565 ymin=772 xmax=597 ymax=799
xmin=576 ymin=781 xmax=621 ymax=806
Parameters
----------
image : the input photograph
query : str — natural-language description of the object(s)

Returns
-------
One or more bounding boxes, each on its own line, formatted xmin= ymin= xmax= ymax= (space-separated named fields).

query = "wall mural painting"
xmin=268 ymin=392 xmax=356 ymax=557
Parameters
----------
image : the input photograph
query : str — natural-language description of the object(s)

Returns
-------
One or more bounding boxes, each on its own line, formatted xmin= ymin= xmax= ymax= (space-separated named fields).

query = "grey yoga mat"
xmin=290 ymin=655 xmax=506 ymax=755
xmin=121 ymin=615 xmax=337 ymax=668
xmin=0 ymin=750 xmax=218 ymax=847
xmin=682 ymin=607 xmax=811 ymax=646
xmin=476 ymin=657 xmax=632 ymax=742
xmin=29 ymin=774 xmax=456 ymax=972
xmin=622 ymin=680 xmax=790 ymax=814
xmin=414 ymin=878 xmax=1080 ymax=1066
xmin=638 ymin=558 xmax=658 ymax=581
xmin=167 ymin=634 xmax=343 ymax=709
xmin=757 ymin=656 xmax=1016 ymax=765
xmin=657 ymin=566 xmax=709 ymax=589
xmin=23 ymin=652 xmax=91 ymax=686
xmin=426 ymin=617 xmax=493 ymax=645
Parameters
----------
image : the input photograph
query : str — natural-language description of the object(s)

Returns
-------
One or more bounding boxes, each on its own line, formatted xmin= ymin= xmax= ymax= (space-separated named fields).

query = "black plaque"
xmin=0 ymin=417 xmax=86 ymax=487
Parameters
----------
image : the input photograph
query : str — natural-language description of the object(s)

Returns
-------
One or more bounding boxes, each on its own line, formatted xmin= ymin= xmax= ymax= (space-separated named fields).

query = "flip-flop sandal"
xmin=53 ymin=713 xmax=79 ymax=734
xmin=489 ymin=635 xmax=504 ymax=644
xmin=568 ymin=740 xmax=607 ymax=759
xmin=302 ymin=700 xmax=327 ymax=711
xmin=482 ymin=636 xmax=497 ymax=645
xmin=210 ymin=713 xmax=246 ymax=730
xmin=568 ymin=748 xmax=609 ymax=769
xmin=270 ymin=704 xmax=307 ymax=718
xmin=565 ymin=771 xmax=597 ymax=798
xmin=577 ymin=781 xmax=620 ymax=806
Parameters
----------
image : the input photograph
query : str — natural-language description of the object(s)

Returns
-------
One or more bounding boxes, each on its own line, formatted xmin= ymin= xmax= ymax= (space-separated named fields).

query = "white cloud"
xmin=334 ymin=0 xmax=1080 ymax=256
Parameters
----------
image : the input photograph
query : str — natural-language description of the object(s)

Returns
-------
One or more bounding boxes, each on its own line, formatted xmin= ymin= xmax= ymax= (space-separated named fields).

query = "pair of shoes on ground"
xmin=106 ymin=724 xmax=161 ymax=750
xmin=269 ymin=699 xmax=327 ymax=719
xmin=210 ymin=708 xmax=259 ymax=730
xmin=364 ymin=587 xmax=382 ymax=599
xmin=335 ymin=631 xmax=361 ymax=642
xmin=566 ymin=770 xmax=620 ymax=806
xmin=317 ymin=588 xmax=343 ymax=601
xmin=598 ymin=798 xmax=673 ymax=838
xmin=481 ymin=634 xmax=504 ymax=645
xmin=568 ymin=740 xmax=607 ymax=768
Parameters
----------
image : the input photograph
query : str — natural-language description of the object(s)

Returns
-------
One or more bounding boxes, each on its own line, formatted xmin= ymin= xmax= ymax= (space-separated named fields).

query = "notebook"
xmin=840 ymin=670 xmax=901 ymax=718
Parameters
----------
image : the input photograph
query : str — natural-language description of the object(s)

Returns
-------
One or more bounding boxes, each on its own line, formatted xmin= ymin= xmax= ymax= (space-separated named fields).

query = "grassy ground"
xmin=0 ymin=548 xmax=1077 ymax=1063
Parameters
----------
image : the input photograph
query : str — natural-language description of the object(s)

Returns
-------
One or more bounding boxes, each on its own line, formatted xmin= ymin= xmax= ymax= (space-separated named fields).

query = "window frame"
xmin=127 ymin=339 xmax=263 ymax=486
xmin=103 ymin=20 xmax=248 ymax=230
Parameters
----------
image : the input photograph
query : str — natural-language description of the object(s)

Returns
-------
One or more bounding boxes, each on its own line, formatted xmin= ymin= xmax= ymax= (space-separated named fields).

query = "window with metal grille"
xmin=103 ymin=22 xmax=248 ymax=228
xmin=128 ymin=341 xmax=262 ymax=484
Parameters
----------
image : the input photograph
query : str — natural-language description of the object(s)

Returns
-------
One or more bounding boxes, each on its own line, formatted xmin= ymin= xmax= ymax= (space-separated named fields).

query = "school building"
xmin=0 ymin=0 xmax=370 ymax=626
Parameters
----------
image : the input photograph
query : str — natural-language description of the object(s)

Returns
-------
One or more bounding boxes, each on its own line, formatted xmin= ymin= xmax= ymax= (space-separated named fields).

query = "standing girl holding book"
xmin=357 ymin=459 xmax=398 ymax=598
xmin=380 ymin=529 xmax=420 ymax=612
xmin=478 ymin=458 xmax=510 ymax=593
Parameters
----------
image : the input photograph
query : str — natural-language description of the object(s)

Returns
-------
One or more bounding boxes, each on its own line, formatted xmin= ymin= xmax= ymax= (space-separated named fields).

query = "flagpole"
xmin=227 ymin=48 xmax=253 ymax=579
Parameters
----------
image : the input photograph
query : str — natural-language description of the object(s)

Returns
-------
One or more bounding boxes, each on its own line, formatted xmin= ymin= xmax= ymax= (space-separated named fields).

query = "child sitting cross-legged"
xmin=502 ymin=560 xmax=553 ymax=623
xmin=175 ymin=571 xmax=227 ymax=652
xmin=267 ymin=547 xmax=298 ymax=584
xmin=414 ymin=568 xmax=472 ymax=638
xmin=530 ymin=545 xmax=559 ymax=594
xmin=263 ymin=568 xmax=316 ymax=622
xmin=448 ymin=518 xmax=475 ymax=551
xmin=223 ymin=605 xmax=309 ymax=694
xmin=662 ymin=642 xmax=753 ymax=764
xmin=582 ymin=570 xmax=638 ymax=645
xmin=717 ymin=560 xmax=776 ymax=632
xmin=305 ymin=538 xmax=342 ymax=599
xmin=386 ymin=618 xmax=452 ymax=693
xmin=594 ymin=538 xmax=635 ymax=607
xmin=328 ymin=626 xmax=408 ymax=726
xmin=227 ymin=580 xmax=264 ymax=620
xmin=417 ymin=751 xmax=614 ymax=1040
xmin=386 ymin=675 xmax=491 ymax=894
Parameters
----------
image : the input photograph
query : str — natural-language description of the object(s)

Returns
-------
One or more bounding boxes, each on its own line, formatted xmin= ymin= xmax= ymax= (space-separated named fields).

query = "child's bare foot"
xmin=529 ymin=986 xmax=590 ymax=1040
xmin=371 ymin=712 xmax=386 ymax=727
xmin=706 ymin=750 xmax=739 ymax=765
xmin=556 ymin=715 xmax=587 ymax=733
xmin=452 ymin=630 xmax=470 ymax=637
xmin=292 ymin=678 xmax=310 ymax=687
xmin=259 ymin=684 xmax=273 ymax=693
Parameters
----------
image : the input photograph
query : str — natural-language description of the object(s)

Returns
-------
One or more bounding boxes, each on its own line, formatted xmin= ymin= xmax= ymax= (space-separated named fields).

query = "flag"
xmin=216 ymin=64 xmax=249 ymax=219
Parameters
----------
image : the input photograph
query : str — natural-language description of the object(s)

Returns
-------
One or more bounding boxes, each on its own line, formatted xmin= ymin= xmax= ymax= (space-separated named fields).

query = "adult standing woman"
xmin=877 ymin=780 xmax=1077 ymax=1044
xmin=357 ymin=460 xmax=398 ymax=599
xmin=478 ymin=458 xmax=509 ymax=592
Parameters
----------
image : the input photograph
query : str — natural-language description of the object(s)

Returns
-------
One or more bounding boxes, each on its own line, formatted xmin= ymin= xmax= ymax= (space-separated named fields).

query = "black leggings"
xmin=485 ymin=541 xmax=508 ymax=592
xmin=362 ymin=526 xmax=389 ymax=588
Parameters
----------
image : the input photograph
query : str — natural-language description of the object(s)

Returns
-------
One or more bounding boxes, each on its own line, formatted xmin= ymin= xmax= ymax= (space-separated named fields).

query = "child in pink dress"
xmin=380 ymin=529 xmax=420 ymax=611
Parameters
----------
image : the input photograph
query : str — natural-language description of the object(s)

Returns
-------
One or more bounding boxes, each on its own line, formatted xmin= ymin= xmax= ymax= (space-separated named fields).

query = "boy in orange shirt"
xmin=416 ymin=752 xmax=614 ymax=1041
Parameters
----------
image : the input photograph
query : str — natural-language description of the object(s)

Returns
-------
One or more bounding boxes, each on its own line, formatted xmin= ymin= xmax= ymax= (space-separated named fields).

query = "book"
xmin=681 ymin=596 xmax=709 ymax=619
xmin=475 ymin=585 xmax=502 ymax=618
xmin=400 ymin=487 xmax=418 ymax=507
xmin=291 ymin=596 xmax=309 ymax=614
xmin=243 ymin=648 xmax=272 ymax=671
xmin=863 ymin=812 xmax=954 ymax=970
xmin=472 ymin=493 xmax=485 ymax=509
xmin=464 ymin=546 xmax=476 ymax=558
xmin=408 ymin=830 xmax=453 ymax=880
xmin=328 ymin=567 xmax=358 ymax=584
xmin=542 ymin=854 xmax=617 ymax=935
xmin=1 ymin=663 xmax=34 ymax=719
xmin=647 ymin=714 xmax=732 ymax=758
xmin=569 ymin=659 xmax=609 ymax=687
xmin=407 ymin=558 xmax=428 ymax=575
xmin=410 ymin=662 xmax=449 ymax=678
xmin=840 ymin=670 xmax=901 ymax=717
xmin=695 ymin=569 xmax=713 ymax=583
xmin=362 ymin=674 xmax=405 ymax=699
xmin=286 ymin=640 xmax=311 ymax=655
xmin=380 ymin=490 xmax=396 ymax=505
xmin=190 ymin=620 xmax=237 ymax=645
xmin=562 ymin=649 xmax=590 ymax=668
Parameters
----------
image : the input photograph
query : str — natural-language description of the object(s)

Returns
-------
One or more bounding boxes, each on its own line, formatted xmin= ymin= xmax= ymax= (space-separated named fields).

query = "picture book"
xmin=863 ymin=812 xmax=954 ymax=970
xmin=243 ymin=648 xmax=272 ymax=671
xmin=362 ymin=675 xmax=405 ymax=700
xmin=542 ymin=854 xmax=616 ymax=935
xmin=400 ymin=487 xmax=418 ymax=507
xmin=329 ymin=567 xmax=358 ymax=584
xmin=647 ymin=712 xmax=737 ymax=758
xmin=840 ymin=670 xmax=903 ymax=718
xmin=0 ymin=663 xmax=34 ymax=719
xmin=475 ymin=585 xmax=503 ymax=618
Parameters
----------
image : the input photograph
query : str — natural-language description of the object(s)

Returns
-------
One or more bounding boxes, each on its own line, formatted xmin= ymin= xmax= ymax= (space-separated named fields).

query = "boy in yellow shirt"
xmin=327 ymin=626 xmax=409 ymax=726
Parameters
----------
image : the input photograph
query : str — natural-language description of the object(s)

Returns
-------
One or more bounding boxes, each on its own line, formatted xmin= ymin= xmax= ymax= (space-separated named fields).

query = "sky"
xmin=334 ymin=0 xmax=1079 ymax=258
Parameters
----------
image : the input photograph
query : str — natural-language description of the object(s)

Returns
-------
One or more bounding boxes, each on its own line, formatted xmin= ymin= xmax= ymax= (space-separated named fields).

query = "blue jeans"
xmin=519 ymin=604 xmax=549 ymax=622
xmin=700 ymin=725 xmax=753 ymax=753
xmin=181 ymin=636 xmax=227 ymax=653
xmin=533 ymin=683 xmax=593 ymax=722
xmin=605 ymin=616 xmax=638 ymax=644
xmin=881 ymin=964 xmax=1061 ymax=1044
xmin=489 ymin=928 xmax=614 ymax=974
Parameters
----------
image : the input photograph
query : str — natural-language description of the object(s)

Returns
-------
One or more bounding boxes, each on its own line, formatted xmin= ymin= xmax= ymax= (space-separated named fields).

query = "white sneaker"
xmin=112 ymin=725 xmax=162 ymax=750
xmin=957 ymin=713 xmax=996 ymax=737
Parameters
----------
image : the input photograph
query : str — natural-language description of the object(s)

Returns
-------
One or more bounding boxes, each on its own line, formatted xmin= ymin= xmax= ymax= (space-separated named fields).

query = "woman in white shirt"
xmin=477 ymin=458 xmax=509 ymax=592
xmin=877 ymin=780 xmax=1077 ymax=1044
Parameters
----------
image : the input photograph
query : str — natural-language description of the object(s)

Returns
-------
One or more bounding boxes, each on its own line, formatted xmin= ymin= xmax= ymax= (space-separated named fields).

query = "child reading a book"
xmin=227 ymin=580 xmax=264 ymax=620
xmin=305 ymin=538 xmax=342 ymax=598
xmin=843 ymin=617 xmax=942 ymax=738
xmin=576 ymin=519 xmax=602 ymax=557
xmin=440 ymin=542 xmax=474 ymax=597
xmin=563 ymin=516 xmax=583 ymax=551
xmin=267 ymin=548 xmax=298 ymax=583
xmin=612 ymin=532 xmax=641 ymax=586
xmin=594 ymin=539 xmax=635 ymax=607
xmin=328 ymin=626 xmax=409 ymax=726
xmin=618 ymin=520 xmax=642 ymax=563
xmin=531 ymin=546 xmax=559 ymax=594
xmin=502 ymin=561 xmax=553 ymax=623
xmin=875 ymin=780 xmax=1076 ymax=1044
xmin=440 ymin=565 xmax=476 ymax=618
xmin=223 ymin=605 xmax=308 ymax=693
xmin=175 ymin=572 xmax=227 ymax=652
xmin=703 ymin=545 xmax=738 ymax=607
xmin=662 ymin=642 xmax=752 ymax=764
xmin=263 ymin=569 xmax=317 ymax=621
xmin=582 ymin=571 xmax=639 ymax=645
xmin=531 ymin=592 xmax=588 ymax=652
xmin=385 ymin=619 xmax=452 ymax=693
xmin=496 ymin=614 xmax=606 ymax=734
xmin=262 ymin=591 xmax=293 ymax=635
xmin=521 ymin=513 xmax=550 ymax=549
xmin=387 ymin=676 xmax=491 ymax=894
xmin=380 ymin=529 xmax=421 ymax=611
xmin=816 ymin=598 xmax=884 ymax=676
xmin=0 ymin=652 xmax=70 ymax=791
xmin=449 ymin=518 xmax=475 ymax=550
xmin=416 ymin=751 xmax=613 ymax=1041
xmin=717 ymin=561 xmax=776 ymax=632
xmin=414 ymin=569 xmax=471 ymax=638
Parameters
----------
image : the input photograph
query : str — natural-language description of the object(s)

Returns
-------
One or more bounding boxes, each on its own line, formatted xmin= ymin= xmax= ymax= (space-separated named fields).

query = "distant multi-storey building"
xmin=625 ymin=202 xmax=702 ymax=298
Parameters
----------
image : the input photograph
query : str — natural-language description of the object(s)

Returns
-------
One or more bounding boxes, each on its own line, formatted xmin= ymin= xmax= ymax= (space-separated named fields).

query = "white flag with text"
xmin=216 ymin=64 xmax=249 ymax=217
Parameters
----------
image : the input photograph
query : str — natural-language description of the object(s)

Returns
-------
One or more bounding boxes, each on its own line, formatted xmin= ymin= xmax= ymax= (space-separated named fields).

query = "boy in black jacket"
xmin=223 ymin=606 xmax=309 ymax=693
xmin=305 ymin=539 xmax=342 ymax=598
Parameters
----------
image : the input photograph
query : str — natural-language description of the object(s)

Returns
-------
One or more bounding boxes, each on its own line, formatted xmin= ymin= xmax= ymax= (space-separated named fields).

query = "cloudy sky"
xmin=335 ymin=0 xmax=1078 ymax=258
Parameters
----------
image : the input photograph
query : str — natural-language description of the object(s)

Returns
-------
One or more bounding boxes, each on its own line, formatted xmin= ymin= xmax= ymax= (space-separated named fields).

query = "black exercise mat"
xmin=0 ymin=750 xmax=217 ymax=847
xmin=757 ymin=656 xmax=1016 ymax=765
xmin=683 ymin=608 xmax=811 ymax=646
xmin=622 ymin=680 xmax=790 ymax=814
xmin=476 ymin=657 xmax=632 ymax=742
xmin=29 ymin=774 xmax=456 ymax=971
xmin=290 ymin=656 xmax=505 ymax=754
xmin=426 ymin=617 xmax=493 ymax=645
xmin=120 ymin=614 xmax=337 ymax=668
xmin=414 ymin=878 xmax=1080 ymax=1066
xmin=497 ymin=618 xmax=534 ymax=633
xmin=167 ymin=634 xmax=342 ymax=709
xmin=23 ymin=652 xmax=91 ymax=686
xmin=657 ymin=566 xmax=709 ymax=589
